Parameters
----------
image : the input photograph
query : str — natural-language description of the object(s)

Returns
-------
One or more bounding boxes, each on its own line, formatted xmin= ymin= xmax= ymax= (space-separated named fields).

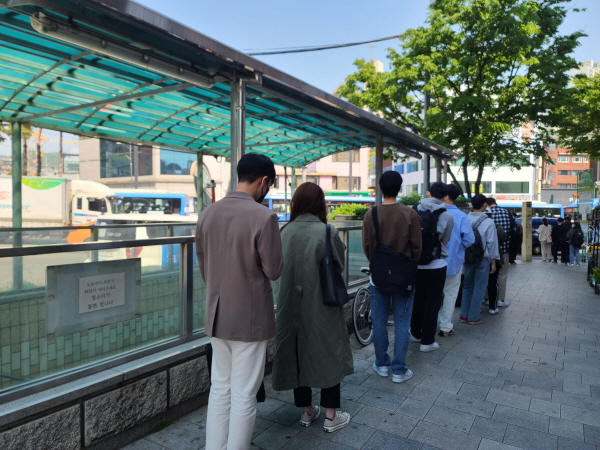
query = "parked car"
xmin=516 ymin=217 xmax=559 ymax=256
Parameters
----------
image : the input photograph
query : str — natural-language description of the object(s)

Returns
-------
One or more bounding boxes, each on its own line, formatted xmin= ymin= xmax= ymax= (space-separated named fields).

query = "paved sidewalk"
xmin=122 ymin=260 xmax=600 ymax=450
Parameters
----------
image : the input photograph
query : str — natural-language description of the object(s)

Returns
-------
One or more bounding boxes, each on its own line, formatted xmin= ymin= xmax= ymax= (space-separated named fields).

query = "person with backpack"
xmin=460 ymin=194 xmax=499 ymax=325
xmin=362 ymin=171 xmax=422 ymax=382
xmin=566 ymin=221 xmax=585 ymax=267
xmin=438 ymin=184 xmax=475 ymax=337
xmin=410 ymin=182 xmax=454 ymax=352
xmin=559 ymin=216 xmax=572 ymax=265
xmin=485 ymin=208 xmax=505 ymax=315
xmin=509 ymin=213 xmax=522 ymax=264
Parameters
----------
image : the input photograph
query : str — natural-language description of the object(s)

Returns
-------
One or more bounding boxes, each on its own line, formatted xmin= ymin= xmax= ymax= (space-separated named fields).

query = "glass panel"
xmin=0 ymin=228 xmax=90 ymax=248
xmin=496 ymin=182 xmax=529 ymax=194
xmin=100 ymin=140 xmax=152 ymax=178
xmin=0 ymin=244 xmax=181 ymax=393
xmin=347 ymin=230 xmax=369 ymax=283
xmin=192 ymin=244 xmax=206 ymax=332
xmin=160 ymin=148 xmax=196 ymax=175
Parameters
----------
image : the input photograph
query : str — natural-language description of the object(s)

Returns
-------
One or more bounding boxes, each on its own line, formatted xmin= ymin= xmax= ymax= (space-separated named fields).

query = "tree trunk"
xmin=462 ymin=160 xmax=472 ymax=199
xmin=36 ymin=129 xmax=43 ymax=176
xmin=58 ymin=131 xmax=63 ymax=177
xmin=22 ymin=139 xmax=28 ymax=176
xmin=446 ymin=165 xmax=461 ymax=191
xmin=474 ymin=162 xmax=485 ymax=196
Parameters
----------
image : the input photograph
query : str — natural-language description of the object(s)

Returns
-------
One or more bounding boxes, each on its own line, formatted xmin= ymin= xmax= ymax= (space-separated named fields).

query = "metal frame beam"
xmin=246 ymin=132 xmax=370 ymax=148
xmin=229 ymin=74 xmax=245 ymax=191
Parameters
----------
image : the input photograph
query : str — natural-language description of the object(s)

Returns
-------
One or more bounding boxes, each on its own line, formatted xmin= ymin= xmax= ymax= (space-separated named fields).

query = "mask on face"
xmin=256 ymin=179 xmax=270 ymax=204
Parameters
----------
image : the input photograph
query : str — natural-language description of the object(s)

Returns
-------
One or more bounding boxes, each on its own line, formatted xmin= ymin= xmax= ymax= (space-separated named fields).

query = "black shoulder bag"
xmin=369 ymin=206 xmax=418 ymax=296
xmin=320 ymin=224 xmax=350 ymax=307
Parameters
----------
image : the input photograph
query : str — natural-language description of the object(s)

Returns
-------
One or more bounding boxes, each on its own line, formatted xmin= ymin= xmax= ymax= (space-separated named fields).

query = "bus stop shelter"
xmin=0 ymin=0 xmax=454 ymax=231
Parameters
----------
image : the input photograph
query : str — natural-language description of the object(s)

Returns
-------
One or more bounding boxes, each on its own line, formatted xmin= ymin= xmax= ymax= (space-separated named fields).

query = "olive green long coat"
xmin=272 ymin=214 xmax=354 ymax=391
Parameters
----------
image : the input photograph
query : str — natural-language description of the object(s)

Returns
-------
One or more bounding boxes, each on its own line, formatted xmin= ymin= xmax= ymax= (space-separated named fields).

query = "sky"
xmin=1 ymin=0 xmax=598 ymax=157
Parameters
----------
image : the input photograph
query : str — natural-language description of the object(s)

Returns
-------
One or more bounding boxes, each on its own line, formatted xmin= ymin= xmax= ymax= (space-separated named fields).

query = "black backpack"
xmin=412 ymin=205 xmax=445 ymax=265
xmin=464 ymin=216 xmax=488 ymax=264
xmin=369 ymin=207 xmax=419 ymax=296
xmin=571 ymin=229 xmax=584 ymax=247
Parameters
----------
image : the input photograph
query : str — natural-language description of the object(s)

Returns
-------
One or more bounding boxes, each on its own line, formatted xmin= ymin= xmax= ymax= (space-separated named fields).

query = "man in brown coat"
xmin=196 ymin=153 xmax=283 ymax=450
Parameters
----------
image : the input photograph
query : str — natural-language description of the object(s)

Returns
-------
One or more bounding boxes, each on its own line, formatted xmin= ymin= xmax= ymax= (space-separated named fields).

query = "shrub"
xmin=400 ymin=193 xmax=422 ymax=206
xmin=455 ymin=196 xmax=469 ymax=204
xmin=328 ymin=203 xmax=369 ymax=220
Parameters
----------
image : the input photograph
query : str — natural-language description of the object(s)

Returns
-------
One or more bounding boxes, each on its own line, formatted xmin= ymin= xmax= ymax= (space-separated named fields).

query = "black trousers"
xmin=294 ymin=384 xmax=340 ymax=409
xmin=411 ymin=267 xmax=446 ymax=345
xmin=487 ymin=267 xmax=500 ymax=310
xmin=561 ymin=242 xmax=570 ymax=263
xmin=552 ymin=242 xmax=559 ymax=262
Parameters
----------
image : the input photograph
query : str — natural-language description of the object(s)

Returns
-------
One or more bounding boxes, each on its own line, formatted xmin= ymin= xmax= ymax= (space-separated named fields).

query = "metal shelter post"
xmin=291 ymin=167 xmax=297 ymax=197
xmin=284 ymin=166 xmax=288 ymax=217
xmin=423 ymin=156 xmax=430 ymax=196
xmin=133 ymin=143 xmax=139 ymax=189
xmin=302 ymin=167 xmax=307 ymax=183
xmin=443 ymin=160 xmax=448 ymax=184
xmin=349 ymin=149 xmax=353 ymax=195
xmin=229 ymin=73 xmax=246 ymax=192
xmin=197 ymin=153 xmax=204 ymax=212
xmin=435 ymin=157 xmax=442 ymax=182
xmin=375 ymin=134 xmax=383 ymax=205
xmin=12 ymin=122 xmax=23 ymax=290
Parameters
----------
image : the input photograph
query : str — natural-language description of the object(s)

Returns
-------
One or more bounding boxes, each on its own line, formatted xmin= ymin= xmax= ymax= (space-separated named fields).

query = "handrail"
xmin=0 ymin=222 xmax=197 ymax=232
xmin=0 ymin=236 xmax=194 ymax=257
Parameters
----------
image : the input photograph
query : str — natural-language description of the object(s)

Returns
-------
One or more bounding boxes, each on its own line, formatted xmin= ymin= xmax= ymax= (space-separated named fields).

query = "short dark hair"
xmin=446 ymin=184 xmax=462 ymax=202
xmin=471 ymin=194 xmax=487 ymax=210
xmin=485 ymin=197 xmax=497 ymax=206
xmin=428 ymin=182 xmax=448 ymax=200
xmin=237 ymin=153 xmax=276 ymax=184
xmin=558 ymin=217 xmax=564 ymax=223
xmin=379 ymin=171 xmax=402 ymax=198
xmin=565 ymin=216 xmax=571 ymax=222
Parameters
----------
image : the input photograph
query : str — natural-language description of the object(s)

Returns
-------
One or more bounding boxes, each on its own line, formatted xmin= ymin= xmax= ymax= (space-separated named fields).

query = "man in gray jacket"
xmin=196 ymin=153 xmax=284 ymax=450
xmin=410 ymin=182 xmax=454 ymax=352
xmin=460 ymin=194 xmax=499 ymax=325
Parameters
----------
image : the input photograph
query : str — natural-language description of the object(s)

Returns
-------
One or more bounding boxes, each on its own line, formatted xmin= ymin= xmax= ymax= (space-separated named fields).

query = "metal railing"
xmin=0 ymin=224 xmax=367 ymax=402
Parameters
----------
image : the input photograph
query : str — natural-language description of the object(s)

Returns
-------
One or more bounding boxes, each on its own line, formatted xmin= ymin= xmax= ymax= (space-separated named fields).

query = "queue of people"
xmin=543 ymin=216 xmax=586 ymax=266
xmin=195 ymin=155 xmax=518 ymax=449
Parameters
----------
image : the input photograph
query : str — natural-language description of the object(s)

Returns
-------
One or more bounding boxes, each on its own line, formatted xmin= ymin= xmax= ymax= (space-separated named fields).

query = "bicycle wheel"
xmin=353 ymin=287 xmax=373 ymax=346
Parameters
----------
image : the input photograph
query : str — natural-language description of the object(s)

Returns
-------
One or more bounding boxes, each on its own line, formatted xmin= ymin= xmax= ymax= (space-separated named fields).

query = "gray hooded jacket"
xmin=416 ymin=198 xmax=454 ymax=268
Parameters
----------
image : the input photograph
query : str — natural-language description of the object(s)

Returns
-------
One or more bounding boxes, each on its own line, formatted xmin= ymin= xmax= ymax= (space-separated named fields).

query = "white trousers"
xmin=438 ymin=267 xmax=463 ymax=333
xmin=541 ymin=241 xmax=552 ymax=261
xmin=205 ymin=337 xmax=268 ymax=450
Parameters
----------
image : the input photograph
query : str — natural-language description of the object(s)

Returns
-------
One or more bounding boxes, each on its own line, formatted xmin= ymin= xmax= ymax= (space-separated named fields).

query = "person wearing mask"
xmin=537 ymin=218 xmax=553 ymax=262
xmin=411 ymin=182 xmax=454 ymax=352
xmin=362 ymin=171 xmax=422 ymax=382
xmin=551 ymin=218 xmax=564 ymax=263
xmin=559 ymin=216 xmax=572 ymax=265
xmin=272 ymin=182 xmax=353 ymax=433
xmin=485 ymin=198 xmax=513 ymax=307
xmin=196 ymin=153 xmax=284 ymax=450
xmin=460 ymin=195 xmax=499 ymax=324
xmin=566 ymin=221 xmax=585 ymax=267
xmin=438 ymin=184 xmax=475 ymax=337
xmin=486 ymin=208 xmax=505 ymax=315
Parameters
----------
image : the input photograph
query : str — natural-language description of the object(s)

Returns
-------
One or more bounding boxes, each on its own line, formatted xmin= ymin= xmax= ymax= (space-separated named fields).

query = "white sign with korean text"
xmin=79 ymin=272 xmax=126 ymax=314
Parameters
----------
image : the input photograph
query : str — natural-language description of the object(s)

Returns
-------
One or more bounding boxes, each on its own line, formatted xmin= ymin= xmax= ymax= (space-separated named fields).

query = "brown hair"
xmin=289 ymin=182 xmax=327 ymax=224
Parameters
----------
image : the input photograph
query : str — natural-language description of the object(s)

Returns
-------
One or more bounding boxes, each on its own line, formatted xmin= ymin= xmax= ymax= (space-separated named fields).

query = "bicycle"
xmin=352 ymin=267 xmax=373 ymax=346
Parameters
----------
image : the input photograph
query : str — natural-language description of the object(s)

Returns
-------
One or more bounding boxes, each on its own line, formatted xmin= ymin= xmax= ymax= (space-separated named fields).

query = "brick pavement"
xmin=122 ymin=259 xmax=600 ymax=450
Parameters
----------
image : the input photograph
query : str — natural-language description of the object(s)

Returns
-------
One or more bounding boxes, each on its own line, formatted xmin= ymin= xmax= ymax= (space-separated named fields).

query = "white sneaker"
xmin=323 ymin=411 xmax=351 ymax=433
xmin=420 ymin=342 xmax=439 ymax=352
xmin=488 ymin=308 xmax=500 ymax=315
xmin=392 ymin=369 xmax=413 ymax=383
xmin=497 ymin=301 xmax=510 ymax=307
xmin=409 ymin=332 xmax=421 ymax=343
xmin=372 ymin=362 xmax=388 ymax=377
xmin=300 ymin=405 xmax=320 ymax=426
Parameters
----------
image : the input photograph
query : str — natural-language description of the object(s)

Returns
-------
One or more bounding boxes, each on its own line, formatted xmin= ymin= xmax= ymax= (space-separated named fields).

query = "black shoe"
xmin=438 ymin=329 xmax=454 ymax=337
xmin=552 ymin=261 xmax=557 ymax=264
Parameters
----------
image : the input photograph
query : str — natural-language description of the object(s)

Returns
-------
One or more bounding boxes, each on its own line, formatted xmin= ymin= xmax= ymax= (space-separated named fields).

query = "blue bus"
xmin=496 ymin=201 xmax=564 ymax=218
xmin=114 ymin=190 xmax=190 ymax=216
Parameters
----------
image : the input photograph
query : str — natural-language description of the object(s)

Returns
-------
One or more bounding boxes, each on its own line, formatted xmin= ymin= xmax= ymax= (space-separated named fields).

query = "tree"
xmin=337 ymin=0 xmax=584 ymax=197
xmin=554 ymin=73 xmax=600 ymax=158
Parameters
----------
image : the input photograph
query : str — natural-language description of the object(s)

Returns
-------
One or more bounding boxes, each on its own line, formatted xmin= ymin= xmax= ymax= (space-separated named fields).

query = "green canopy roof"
xmin=0 ymin=0 xmax=455 ymax=167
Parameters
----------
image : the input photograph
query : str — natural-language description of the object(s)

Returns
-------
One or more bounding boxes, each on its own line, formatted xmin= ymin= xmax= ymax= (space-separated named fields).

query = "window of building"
xmin=466 ymin=181 xmax=492 ymax=193
xmin=573 ymin=157 xmax=582 ymax=163
xmin=558 ymin=184 xmax=569 ymax=189
xmin=548 ymin=172 xmax=556 ymax=180
xmin=332 ymin=177 xmax=360 ymax=190
xmin=332 ymin=151 xmax=360 ymax=162
xmin=572 ymin=170 xmax=579 ymax=176
xmin=558 ymin=156 xmax=569 ymax=163
xmin=496 ymin=181 xmax=529 ymax=194
xmin=160 ymin=148 xmax=196 ymax=175
xmin=572 ymin=184 xmax=578 ymax=188
xmin=558 ymin=170 xmax=569 ymax=176
xmin=100 ymin=140 xmax=153 ymax=178
xmin=583 ymin=157 xmax=589 ymax=163
xmin=405 ymin=184 xmax=419 ymax=194
xmin=406 ymin=161 xmax=419 ymax=173
xmin=305 ymin=176 xmax=320 ymax=185
xmin=547 ymin=142 xmax=557 ymax=151
xmin=395 ymin=164 xmax=404 ymax=174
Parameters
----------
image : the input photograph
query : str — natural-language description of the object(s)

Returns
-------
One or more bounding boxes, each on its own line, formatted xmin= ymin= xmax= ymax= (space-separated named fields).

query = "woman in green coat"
xmin=272 ymin=182 xmax=354 ymax=433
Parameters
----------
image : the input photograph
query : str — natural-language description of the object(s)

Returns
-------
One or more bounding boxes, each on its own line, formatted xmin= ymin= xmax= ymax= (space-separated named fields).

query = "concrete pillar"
xmin=12 ymin=122 xmax=23 ymax=290
xmin=375 ymin=134 xmax=383 ymax=205
xmin=229 ymin=73 xmax=246 ymax=192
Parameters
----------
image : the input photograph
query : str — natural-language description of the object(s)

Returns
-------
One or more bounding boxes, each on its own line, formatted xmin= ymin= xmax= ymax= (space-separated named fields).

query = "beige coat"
xmin=195 ymin=191 xmax=283 ymax=342
xmin=537 ymin=224 xmax=552 ymax=243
